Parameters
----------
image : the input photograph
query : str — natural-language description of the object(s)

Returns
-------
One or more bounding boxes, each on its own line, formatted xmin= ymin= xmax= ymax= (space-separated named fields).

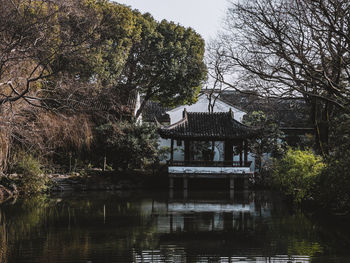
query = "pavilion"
xmin=158 ymin=109 xmax=257 ymax=190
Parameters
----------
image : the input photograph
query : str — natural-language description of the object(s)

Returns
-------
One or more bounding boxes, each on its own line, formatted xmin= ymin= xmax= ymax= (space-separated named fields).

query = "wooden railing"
xmin=167 ymin=160 xmax=252 ymax=167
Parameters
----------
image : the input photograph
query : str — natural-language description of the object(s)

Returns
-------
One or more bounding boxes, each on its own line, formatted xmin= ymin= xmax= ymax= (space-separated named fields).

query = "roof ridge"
xmin=159 ymin=109 xmax=257 ymax=140
xmin=163 ymin=112 xmax=188 ymax=129
xmin=216 ymin=96 xmax=247 ymax=114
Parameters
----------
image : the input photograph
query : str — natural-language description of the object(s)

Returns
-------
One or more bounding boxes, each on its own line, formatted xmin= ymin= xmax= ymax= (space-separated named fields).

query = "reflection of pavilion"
xmin=168 ymin=202 xmax=254 ymax=213
xmin=132 ymin=249 xmax=311 ymax=263
xmin=134 ymin=191 xmax=311 ymax=263
xmin=157 ymin=191 xmax=266 ymax=235
xmin=159 ymin=110 xmax=256 ymax=190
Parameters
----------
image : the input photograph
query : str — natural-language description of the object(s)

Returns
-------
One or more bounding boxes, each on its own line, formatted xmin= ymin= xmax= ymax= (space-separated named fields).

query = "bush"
xmin=243 ymin=111 xmax=286 ymax=174
xmin=272 ymin=148 xmax=324 ymax=203
xmin=11 ymin=152 xmax=49 ymax=195
xmin=313 ymin=113 xmax=350 ymax=213
xmin=95 ymin=121 xmax=159 ymax=170
xmin=316 ymin=148 xmax=350 ymax=213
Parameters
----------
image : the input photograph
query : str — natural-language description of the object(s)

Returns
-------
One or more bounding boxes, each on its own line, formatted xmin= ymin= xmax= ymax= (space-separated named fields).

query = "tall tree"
xmin=0 ymin=0 xmax=139 ymax=171
xmin=119 ymin=12 xmax=207 ymax=119
xmin=243 ymin=111 xmax=285 ymax=174
xmin=209 ymin=0 xmax=350 ymax=154
xmin=0 ymin=0 xmax=137 ymax=108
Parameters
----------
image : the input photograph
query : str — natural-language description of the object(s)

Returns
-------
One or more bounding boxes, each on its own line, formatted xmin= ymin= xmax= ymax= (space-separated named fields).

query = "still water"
xmin=0 ymin=190 xmax=350 ymax=263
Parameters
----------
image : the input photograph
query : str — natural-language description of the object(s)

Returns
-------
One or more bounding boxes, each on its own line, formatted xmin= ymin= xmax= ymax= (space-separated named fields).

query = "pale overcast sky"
xmin=115 ymin=0 xmax=229 ymax=42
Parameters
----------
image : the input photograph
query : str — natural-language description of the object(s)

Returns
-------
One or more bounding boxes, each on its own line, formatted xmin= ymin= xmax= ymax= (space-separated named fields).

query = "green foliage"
xmin=11 ymin=152 xmax=49 ymax=195
xmin=273 ymin=148 xmax=325 ymax=204
xmin=120 ymin=11 xmax=207 ymax=117
xmin=0 ymin=0 xmax=207 ymax=197
xmin=158 ymin=146 xmax=171 ymax=162
xmin=95 ymin=121 xmax=159 ymax=170
xmin=80 ymin=0 xmax=137 ymax=85
xmin=243 ymin=111 xmax=286 ymax=173
xmin=317 ymin=152 xmax=350 ymax=213
xmin=315 ymin=114 xmax=350 ymax=212
xmin=244 ymin=111 xmax=286 ymax=157
xmin=190 ymin=141 xmax=213 ymax=161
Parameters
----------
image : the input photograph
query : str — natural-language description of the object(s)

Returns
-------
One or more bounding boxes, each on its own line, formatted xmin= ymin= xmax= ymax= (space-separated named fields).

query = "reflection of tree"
xmin=1 ymin=191 xmax=350 ymax=262
xmin=253 ymin=211 xmax=323 ymax=258
xmin=0 ymin=209 xmax=7 ymax=263
xmin=0 ymin=193 xmax=161 ymax=262
xmin=159 ymin=192 xmax=337 ymax=261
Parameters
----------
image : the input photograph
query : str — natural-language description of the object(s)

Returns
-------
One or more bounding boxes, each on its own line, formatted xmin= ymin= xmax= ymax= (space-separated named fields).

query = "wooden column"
xmin=244 ymin=139 xmax=248 ymax=166
xmin=239 ymin=140 xmax=243 ymax=167
xmin=230 ymin=177 xmax=235 ymax=190
xmin=183 ymin=177 xmax=188 ymax=189
xmin=169 ymin=177 xmax=174 ymax=189
xmin=183 ymin=188 xmax=188 ymax=199
xmin=230 ymin=189 xmax=234 ymax=200
xmin=244 ymin=178 xmax=249 ymax=190
xmin=224 ymin=140 xmax=233 ymax=164
xmin=184 ymin=140 xmax=190 ymax=162
xmin=211 ymin=141 xmax=215 ymax=161
xmin=170 ymin=214 xmax=173 ymax=233
xmin=170 ymin=139 xmax=174 ymax=162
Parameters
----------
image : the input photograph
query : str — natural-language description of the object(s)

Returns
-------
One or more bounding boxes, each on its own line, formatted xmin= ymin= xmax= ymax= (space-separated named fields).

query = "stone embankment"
xmin=50 ymin=175 xmax=140 ymax=191
xmin=49 ymin=171 xmax=167 ymax=192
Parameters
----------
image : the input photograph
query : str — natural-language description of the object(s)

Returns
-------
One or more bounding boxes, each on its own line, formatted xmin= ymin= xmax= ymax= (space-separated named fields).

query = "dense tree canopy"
xmin=0 ymin=0 xmax=137 ymax=108
xmin=119 ymin=11 xmax=207 ymax=118
xmin=0 ymin=0 xmax=207 ymax=174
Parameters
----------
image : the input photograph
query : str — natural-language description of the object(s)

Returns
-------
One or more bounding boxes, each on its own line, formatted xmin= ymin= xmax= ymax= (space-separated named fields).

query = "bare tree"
xmin=204 ymin=42 xmax=229 ymax=113
xmin=209 ymin=0 xmax=350 ymax=154
xmin=0 ymin=0 xmax=138 ymax=173
xmin=0 ymin=0 xmax=128 ymax=109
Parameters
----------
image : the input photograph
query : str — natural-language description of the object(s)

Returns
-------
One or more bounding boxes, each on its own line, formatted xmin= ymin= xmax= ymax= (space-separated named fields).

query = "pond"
xmin=0 ymin=190 xmax=350 ymax=263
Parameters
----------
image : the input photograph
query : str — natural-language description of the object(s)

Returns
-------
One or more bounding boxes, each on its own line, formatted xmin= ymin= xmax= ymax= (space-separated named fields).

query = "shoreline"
xmin=49 ymin=170 xmax=169 ymax=192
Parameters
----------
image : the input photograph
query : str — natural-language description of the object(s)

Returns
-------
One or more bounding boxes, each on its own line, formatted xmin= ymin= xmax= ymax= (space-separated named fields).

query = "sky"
xmin=115 ymin=0 xmax=230 ymax=42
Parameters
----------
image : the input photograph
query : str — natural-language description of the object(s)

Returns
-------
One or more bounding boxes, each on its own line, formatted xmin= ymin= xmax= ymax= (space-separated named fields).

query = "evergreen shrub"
xmin=12 ymin=152 xmax=49 ymax=195
xmin=273 ymin=148 xmax=324 ymax=203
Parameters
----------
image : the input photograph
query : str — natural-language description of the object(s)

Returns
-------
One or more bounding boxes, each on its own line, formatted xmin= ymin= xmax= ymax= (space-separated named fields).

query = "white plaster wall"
xmin=167 ymin=94 xmax=246 ymax=124
xmin=169 ymin=166 xmax=251 ymax=174
xmin=213 ymin=141 xmax=224 ymax=161
xmin=174 ymin=140 xmax=185 ymax=161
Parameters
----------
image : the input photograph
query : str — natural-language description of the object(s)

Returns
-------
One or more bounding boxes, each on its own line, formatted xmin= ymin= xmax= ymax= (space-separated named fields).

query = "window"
xmin=176 ymin=140 xmax=182 ymax=146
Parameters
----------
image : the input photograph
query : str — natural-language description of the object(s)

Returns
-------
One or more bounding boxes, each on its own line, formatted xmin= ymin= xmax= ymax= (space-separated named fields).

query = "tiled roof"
xmin=218 ymin=90 xmax=310 ymax=127
xmin=143 ymin=101 xmax=170 ymax=123
xmin=159 ymin=110 xmax=257 ymax=140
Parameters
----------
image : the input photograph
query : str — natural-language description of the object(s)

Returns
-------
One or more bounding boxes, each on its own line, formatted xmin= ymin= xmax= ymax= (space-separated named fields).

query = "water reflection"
xmin=0 ymin=190 xmax=349 ymax=262
xmin=135 ymin=191 xmax=311 ymax=263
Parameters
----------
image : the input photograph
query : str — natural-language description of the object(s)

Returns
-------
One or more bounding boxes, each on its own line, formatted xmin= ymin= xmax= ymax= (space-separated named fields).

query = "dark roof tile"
xmin=159 ymin=111 xmax=256 ymax=140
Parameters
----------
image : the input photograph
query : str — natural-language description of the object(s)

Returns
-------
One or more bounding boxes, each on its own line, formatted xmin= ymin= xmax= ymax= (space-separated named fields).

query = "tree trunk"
xmin=135 ymin=90 xmax=153 ymax=120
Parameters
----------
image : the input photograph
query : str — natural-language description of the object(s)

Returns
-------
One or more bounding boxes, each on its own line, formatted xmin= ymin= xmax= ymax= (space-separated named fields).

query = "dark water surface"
xmin=1 ymin=190 xmax=350 ymax=263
